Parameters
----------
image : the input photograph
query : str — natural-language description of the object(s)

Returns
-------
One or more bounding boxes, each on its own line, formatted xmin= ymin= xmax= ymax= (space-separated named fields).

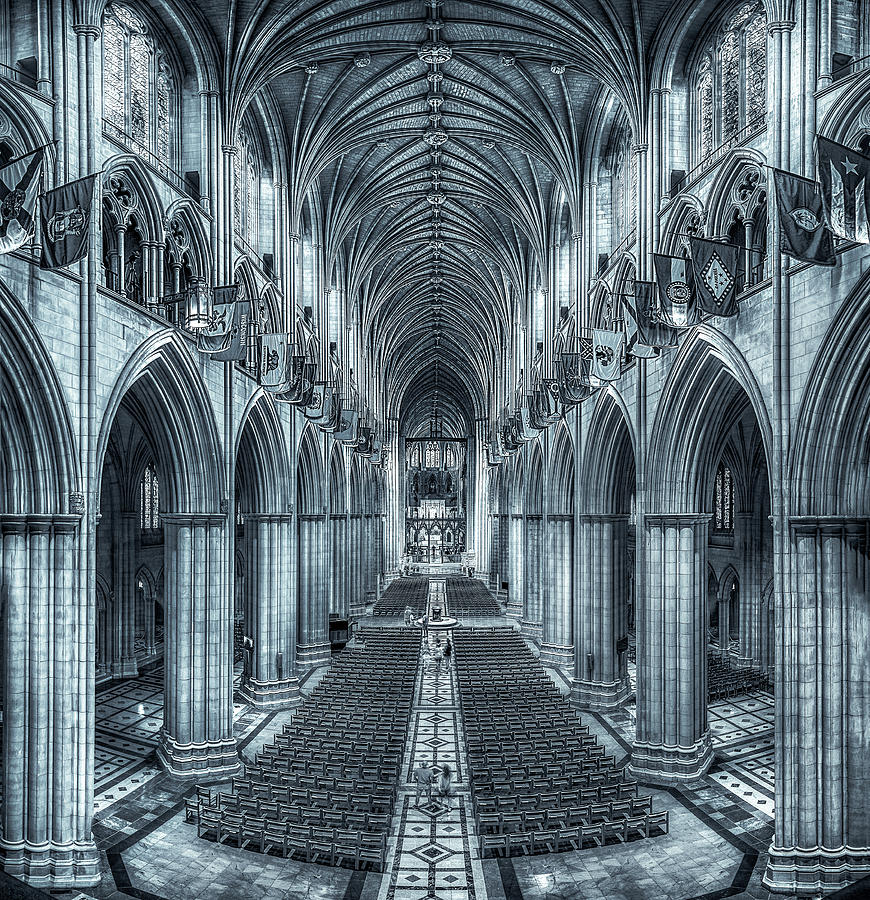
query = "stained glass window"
xmin=234 ymin=129 xmax=260 ymax=246
xmin=101 ymin=4 xmax=176 ymax=164
xmin=140 ymin=462 xmax=160 ymax=530
xmin=713 ymin=462 xmax=733 ymax=533
xmin=695 ymin=2 xmax=766 ymax=162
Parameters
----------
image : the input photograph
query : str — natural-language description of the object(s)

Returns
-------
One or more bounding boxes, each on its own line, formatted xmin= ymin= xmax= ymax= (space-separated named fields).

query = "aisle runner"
xmin=378 ymin=627 xmax=487 ymax=900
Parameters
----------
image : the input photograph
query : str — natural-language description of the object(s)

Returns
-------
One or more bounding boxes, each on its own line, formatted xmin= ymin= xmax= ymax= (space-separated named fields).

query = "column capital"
xmin=0 ymin=514 xmax=81 ymax=534
xmin=245 ymin=512 xmax=294 ymax=525
xmin=73 ymin=23 xmax=101 ymax=38
xmin=160 ymin=513 xmax=226 ymax=527
xmin=645 ymin=512 xmax=711 ymax=527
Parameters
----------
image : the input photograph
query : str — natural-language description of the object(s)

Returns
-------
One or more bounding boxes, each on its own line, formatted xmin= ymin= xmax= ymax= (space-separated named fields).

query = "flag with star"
xmin=817 ymin=136 xmax=870 ymax=243
xmin=772 ymin=169 xmax=836 ymax=266
xmin=0 ymin=148 xmax=43 ymax=255
xmin=690 ymin=237 xmax=740 ymax=316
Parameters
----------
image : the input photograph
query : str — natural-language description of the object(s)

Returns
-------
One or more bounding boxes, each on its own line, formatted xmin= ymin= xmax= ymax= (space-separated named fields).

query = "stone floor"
xmin=39 ymin=598 xmax=846 ymax=900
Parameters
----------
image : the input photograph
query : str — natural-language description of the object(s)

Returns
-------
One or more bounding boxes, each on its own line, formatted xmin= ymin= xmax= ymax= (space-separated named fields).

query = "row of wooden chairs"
xmin=371 ymin=575 xmax=429 ymax=616
xmin=228 ymin=774 xmax=396 ymax=814
xmin=444 ymin=577 xmax=502 ymax=615
xmin=480 ymin=811 xmax=670 ymax=858
xmin=473 ymin=781 xmax=638 ymax=814
xmin=476 ymin=796 xmax=654 ymax=835
xmin=196 ymin=807 xmax=388 ymax=870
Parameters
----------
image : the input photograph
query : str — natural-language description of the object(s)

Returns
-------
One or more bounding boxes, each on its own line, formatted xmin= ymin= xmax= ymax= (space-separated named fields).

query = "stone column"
xmin=330 ymin=514 xmax=348 ymax=617
xmin=238 ymin=515 xmax=299 ymax=708
xmin=364 ymin=513 xmax=377 ymax=606
xmin=489 ymin=513 xmax=500 ymax=588
xmin=522 ymin=515 xmax=543 ymax=642
xmin=717 ymin=584 xmax=731 ymax=656
xmin=296 ymin=514 xmax=330 ymax=669
xmin=572 ymin=514 xmax=631 ymax=710
xmin=737 ymin=511 xmax=761 ymax=667
xmin=764 ymin=518 xmax=870 ymax=893
xmin=158 ymin=515 xmax=239 ymax=777
xmin=110 ymin=512 xmax=139 ymax=678
xmin=630 ymin=515 xmax=713 ymax=784
xmin=507 ymin=513 xmax=524 ymax=620
xmin=0 ymin=516 xmax=100 ymax=887
xmin=541 ymin=514 xmax=573 ymax=668
xmin=350 ymin=514 xmax=366 ymax=618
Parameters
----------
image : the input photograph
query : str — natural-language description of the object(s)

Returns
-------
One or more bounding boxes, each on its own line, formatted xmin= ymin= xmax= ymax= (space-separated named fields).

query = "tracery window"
xmin=233 ymin=129 xmax=260 ymax=247
xmin=425 ymin=441 xmax=440 ymax=468
xmin=140 ymin=462 xmax=160 ymax=530
xmin=102 ymin=4 xmax=176 ymax=165
xmin=694 ymin=2 xmax=767 ymax=163
xmin=713 ymin=462 xmax=734 ymax=533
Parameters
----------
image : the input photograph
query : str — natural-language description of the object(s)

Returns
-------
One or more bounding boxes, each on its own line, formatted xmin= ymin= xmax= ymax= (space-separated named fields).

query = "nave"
xmin=34 ymin=574 xmax=800 ymax=900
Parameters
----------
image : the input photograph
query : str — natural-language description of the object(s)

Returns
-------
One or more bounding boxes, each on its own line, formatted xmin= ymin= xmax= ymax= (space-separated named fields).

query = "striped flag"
xmin=817 ymin=136 xmax=870 ymax=243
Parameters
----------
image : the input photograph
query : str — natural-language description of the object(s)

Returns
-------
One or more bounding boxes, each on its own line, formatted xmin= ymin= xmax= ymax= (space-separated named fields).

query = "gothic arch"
xmin=103 ymin=157 xmax=165 ymax=240
xmin=0 ymin=85 xmax=56 ymax=175
xmin=525 ymin=442 xmax=544 ymax=515
xmin=1 ymin=287 xmax=80 ymax=516
xmin=509 ymin=455 xmax=525 ymax=515
xmin=96 ymin=331 xmax=225 ymax=514
xmin=817 ymin=69 xmax=870 ymax=146
xmin=235 ymin=391 xmax=292 ymax=514
xmin=790 ymin=268 xmax=870 ymax=517
xmin=704 ymin=150 xmax=768 ymax=239
xmin=165 ymin=198 xmax=212 ymax=280
xmin=646 ymin=327 xmax=773 ymax=513
xmin=581 ymin=387 xmax=637 ymax=515
xmin=659 ymin=193 xmax=706 ymax=256
xmin=297 ymin=425 xmax=324 ymax=515
xmin=328 ymin=445 xmax=347 ymax=515
xmin=547 ymin=421 xmax=575 ymax=516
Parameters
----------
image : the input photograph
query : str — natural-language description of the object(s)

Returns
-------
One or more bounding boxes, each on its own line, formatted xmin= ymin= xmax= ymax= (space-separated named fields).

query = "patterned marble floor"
xmin=378 ymin=629 xmax=487 ymax=900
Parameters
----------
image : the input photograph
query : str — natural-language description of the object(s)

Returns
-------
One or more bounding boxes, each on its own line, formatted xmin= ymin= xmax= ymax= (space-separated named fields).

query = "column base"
xmin=539 ymin=642 xmax=574 ymax=669
xmin=763 ymin=845 xmax=870 ymax=895
xmin=157 ymin=731 xmax=240 ymax=779
xmin=111 ymin=656 xmax=139 ymax=679
xmin=296 ymin=641 xmax=332 ymax=670
xmin=521 ymin=620 xmax=542 ymax=643
xmin=628 ymin=733 xmax=714 ymax=786
xmin=0 ymin=838 xmax=101 ymax=888
xmin=571 ymin=676 xmax=632 ymax=711
xmin=506 ymin=601 xmax=523 ymax=620
xmin=238 ymin=676 xmax=300 ymax=709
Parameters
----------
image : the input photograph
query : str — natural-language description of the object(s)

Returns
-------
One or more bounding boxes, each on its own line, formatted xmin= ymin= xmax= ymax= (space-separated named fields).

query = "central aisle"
xmin=378 ymin=591 xmax=488 ymax=900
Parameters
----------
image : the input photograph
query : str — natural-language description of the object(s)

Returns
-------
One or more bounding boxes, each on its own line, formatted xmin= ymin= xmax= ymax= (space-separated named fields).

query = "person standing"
xmin=412 ymin=760 xmax=436 ymax=807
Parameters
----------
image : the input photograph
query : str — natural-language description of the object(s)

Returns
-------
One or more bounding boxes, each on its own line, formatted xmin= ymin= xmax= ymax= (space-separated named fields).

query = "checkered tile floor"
xmin=378 ymin=635 xmax=487 ymax=900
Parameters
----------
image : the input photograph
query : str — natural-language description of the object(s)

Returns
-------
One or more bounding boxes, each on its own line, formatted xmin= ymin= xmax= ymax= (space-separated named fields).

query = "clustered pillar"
xmin=764 ymin=518 xmax=870 ymax=893
xmin=296 ymin=513 xmax=330 ymax=669
xmin=630 ymin=514 xmax=713 ymax=784
xmin=541 ymin=514 xmax=573 ymax=667
xmin=573 ymin=514 xmax=631 ymax=709
xmin=239 ymin=514 xmax=298 ymax=708
xmin=158 ymin=514 xmax=239 ymax=777
xmin=522 ymin=514 xmax=543 ymax=641
xmin=507 ymin=512 xmax=524 ymax=620
xmin=110 ymin=511 xmax=139 ymax=678
xmin=0 ymin=516 xmax=100 ymax=886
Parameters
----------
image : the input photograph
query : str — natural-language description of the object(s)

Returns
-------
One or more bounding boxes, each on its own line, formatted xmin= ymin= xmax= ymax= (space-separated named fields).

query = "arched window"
xmin=694 ymin=2 xmax=767 ymax=163
xmin=233 ymin=129 xmax=260 ymax=247
xmin=713 ymin=462 xmax=734 ymax=533
xmin=102 ymin=4 xmax=176 ymax=165
xmin=140 ymin=462 xmax=160 ymax=530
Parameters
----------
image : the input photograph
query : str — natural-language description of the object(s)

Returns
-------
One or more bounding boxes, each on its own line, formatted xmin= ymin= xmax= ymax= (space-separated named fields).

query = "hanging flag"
xmin=629 ymin=281 xmax=679 ymax=349
xmin=355 ymin=426 xmax=374 ymax=456
xmin=198 ymin=286 xmax=241 ymax=353
xmin=369 ymin=438 xmax=384 ymax=465
xmin=305 ymin=382 xmax=334 ymax=422
xmin=518 ymin=405 xmax=539 ymax=441
xmin=259 ymin=333 xmax=291 ymax=390
xmin=817 ymin=136 xmax=870 ymax=244
xmin=0 ymin=149 xmax=42 ymax=255
xmin=211 ymin=300 xmax=251 ymax=361
xmin=653 ymin=253 xmax=698 ymax=326
xmin=39 ymin=173 xmax=96 ymax=268
xmin=590 ymin=329 xmax=624 ymax=381
xmin=772 ymin=169 xmax=837 ymax=265
xmin=690 ymin=237 xmax=740 ymax=316
xmin=334 ymin=408 xmax=359 ymax=444
xmin=555 ymin=351 xmax=590 ymax=405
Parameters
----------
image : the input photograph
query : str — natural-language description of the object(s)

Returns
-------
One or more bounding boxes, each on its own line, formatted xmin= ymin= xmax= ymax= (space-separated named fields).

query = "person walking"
xmin=412 ymin=760 xmax=437 ymax=808
xmin=436 ymin=763 xmax=456 ymax=810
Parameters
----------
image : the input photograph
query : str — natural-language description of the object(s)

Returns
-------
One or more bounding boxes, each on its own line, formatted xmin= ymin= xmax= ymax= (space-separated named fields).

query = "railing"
xmin=669 ymin=116 xmax=767 ymax=199
xmin=0 ymin=61 xmax=40 ymax=90
xmin=102 ymin=118 xmax=201 ymax=202
xmin=831 ymin=53 xmax=870 ymax=82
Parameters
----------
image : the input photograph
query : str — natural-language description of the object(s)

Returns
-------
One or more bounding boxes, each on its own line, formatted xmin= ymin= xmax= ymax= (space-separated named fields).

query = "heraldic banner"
xmin=772 ymin=169 xmax=836 ymax=266
xmin=40 ymin=174 xmax=96 ymax=268
xmin=591 ymin=329 xmax=624 ymax=381
xmin=0 ymin=148 xmax=42 ymax=255
xmin=690 ymin=237 xmax=740 ymax=317
xmin=817 ymin=136 xmax=870 ymax=244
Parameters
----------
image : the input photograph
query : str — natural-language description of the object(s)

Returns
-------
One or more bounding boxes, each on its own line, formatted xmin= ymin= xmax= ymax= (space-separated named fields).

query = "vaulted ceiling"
xmin=189 ymin=0 xmax=683 ymax=438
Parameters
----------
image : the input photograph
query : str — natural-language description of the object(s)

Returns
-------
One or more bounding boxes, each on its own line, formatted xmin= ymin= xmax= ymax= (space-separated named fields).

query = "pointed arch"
xmin=581 ymin=387 xmax=637 ymax=515
xmin=328 ymin=444 xmax=347 ymax=515
xmin=96 ymin=331 xmax=224 ymax=513
xmin=704 ymin=150 xmax=768 ymax=239
xmin=525 ymin=442 xmax=544 ymax=515
xmin=646 ymin=327 xmax=773 ymax=513
xmin=165 ymin=198 xmax=212 ymax=280
xmin=235 ymin=390 xmax=292 ymax=514
xmin=103 ymin=156 xmax=165 ymax=240
xmin=790 ymin=267 xmax=870 ymax=516
xmin=297 ymin=424 xmax=324 ymax=514
xmin=1 ymin=286 xmax=80 ymax=516
xmin=547 ymin=421 xmax=575 ymax=516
